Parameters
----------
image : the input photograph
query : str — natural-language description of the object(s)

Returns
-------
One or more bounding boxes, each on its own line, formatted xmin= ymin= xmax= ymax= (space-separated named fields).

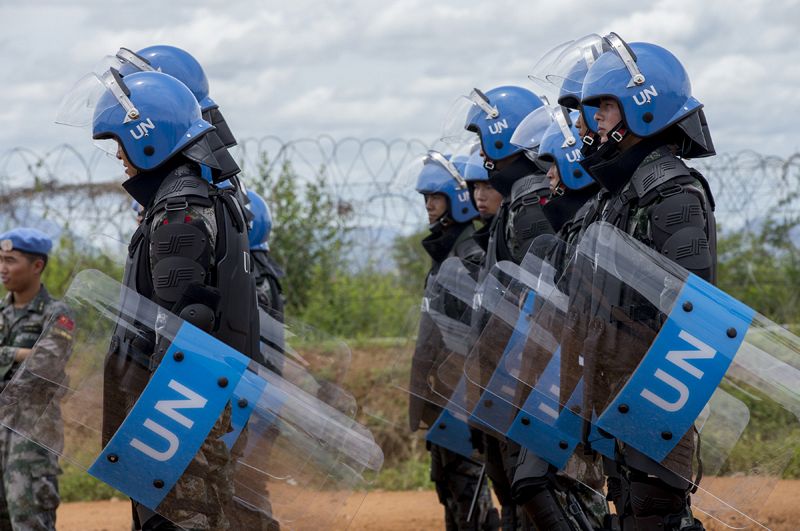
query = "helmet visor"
xmin=528 ymin=39 xmax=576 ymax=88
xmin=545 ymin=34 xmax=608 ymax=88
xmin=404 ymin=151 xmax=469 ymax=194
xmin=440 ymin=88 xmax=499 ymax=144
xmin=509 ymin=106 xmax=555 ymax=155
xmin=581 ymin=33 xmax=646 ymax=96
xmin=56 ymin=69 xmax=139 ymax=128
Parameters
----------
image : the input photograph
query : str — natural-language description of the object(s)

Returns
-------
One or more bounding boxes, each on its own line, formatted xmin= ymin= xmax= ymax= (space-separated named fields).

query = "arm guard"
xmin=648 ymin=185 xmax=715 ymax=282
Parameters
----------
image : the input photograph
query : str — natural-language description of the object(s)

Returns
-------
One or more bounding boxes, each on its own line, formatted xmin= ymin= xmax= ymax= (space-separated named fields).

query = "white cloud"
xmin=1 ymin=0 xmax=799 ymax=158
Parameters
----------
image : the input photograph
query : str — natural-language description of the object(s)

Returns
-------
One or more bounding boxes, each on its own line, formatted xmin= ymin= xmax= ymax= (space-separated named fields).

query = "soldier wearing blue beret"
xmin=0 ymin=227 xmax=74 ymax=530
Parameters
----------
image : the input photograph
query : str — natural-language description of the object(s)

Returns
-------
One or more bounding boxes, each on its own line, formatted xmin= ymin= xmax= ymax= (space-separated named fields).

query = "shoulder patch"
xmin=55 ymin=315 xmax=75 ymax=332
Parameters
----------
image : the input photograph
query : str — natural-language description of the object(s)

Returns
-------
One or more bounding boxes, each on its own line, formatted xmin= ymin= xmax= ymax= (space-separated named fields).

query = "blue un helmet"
xmin=537 ymin=109 xmax=593 ymax=191
xmin=463 ymin=149 xmax=489 ymax=183
xmin=91 ymin=69 xmax=218 ymax=173
xmin=246 ymin=190 xmax=272 ymax=251
xmin=442 ymin=86 xmax=545 ymax=166
xmin=100 ymin=45 xmax=237 ymax=149
xmin=114 ymin=46 xmax=212 ymax=108
xmin=580 ymin=33 xmax=714 ymax=158
xmin=409 ymin=151 xmax=478 ymax=224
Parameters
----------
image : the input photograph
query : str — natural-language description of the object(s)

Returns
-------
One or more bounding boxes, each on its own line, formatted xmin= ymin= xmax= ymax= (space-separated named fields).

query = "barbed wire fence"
xmin=1 ymin=137 xmax=800 ymax=280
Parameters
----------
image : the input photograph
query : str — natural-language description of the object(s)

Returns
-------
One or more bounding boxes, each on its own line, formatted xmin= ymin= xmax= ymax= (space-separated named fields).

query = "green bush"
xmin=371 ymin=454 xmax=432 ymax=491
xmin=59 ymin=462 xmax=123 ymax=502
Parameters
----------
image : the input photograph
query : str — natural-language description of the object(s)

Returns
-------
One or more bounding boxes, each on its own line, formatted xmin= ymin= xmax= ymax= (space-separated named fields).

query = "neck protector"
xmin=542 ymin=183 xmax=600 ymax=232
xmin=580 ymin=135 xmax=663 ymax=195
xmin=421 ymin=222 xmax=470 ymax=264
xmin=487 ymin=156 xmax=540 ymax=198
xmin=122 ymin=157 xmax=195 ymax=207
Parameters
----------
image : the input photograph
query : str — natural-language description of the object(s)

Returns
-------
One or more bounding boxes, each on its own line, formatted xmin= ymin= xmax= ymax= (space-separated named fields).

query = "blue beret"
xmin=0 ymin=227 xmax=53 ymax=256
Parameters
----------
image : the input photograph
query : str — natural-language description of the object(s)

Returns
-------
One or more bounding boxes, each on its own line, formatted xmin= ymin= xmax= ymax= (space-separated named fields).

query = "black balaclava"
xmin=580 ymin=134 xmax=663 ymax=195
xmin=542 ymin=183 xmax=601 ymax=232
xmin=122 ymin=154 xmax=194 ymax=207
xmin=487 ymin=155 xmax=541 ymax=198
xmin=421 ymin=221 xmax=470 ymax=264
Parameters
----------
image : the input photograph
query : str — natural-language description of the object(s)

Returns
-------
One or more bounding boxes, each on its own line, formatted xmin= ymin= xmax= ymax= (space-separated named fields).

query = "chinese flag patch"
xmin=56 ymin=315 xmax=75 ymax=331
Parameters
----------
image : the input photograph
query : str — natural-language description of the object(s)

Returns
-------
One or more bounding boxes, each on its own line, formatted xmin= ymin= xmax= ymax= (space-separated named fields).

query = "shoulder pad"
xmin=510 ymin=173 xmax=549 ymax=207
xmin=687 ymin=167 xmax=716 ymax=211
xmin=571 ymin=199 xmax=594 ymax=227
xmin=152 ymin=165 xmax=210 ymax=206
xmin=630 ymin=149 xmax=691 ymax=201
xmin=453 ymin=236 xmax=484 ymax=264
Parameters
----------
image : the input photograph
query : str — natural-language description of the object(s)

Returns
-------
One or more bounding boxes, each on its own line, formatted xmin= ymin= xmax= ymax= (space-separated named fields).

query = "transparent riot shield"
xmin=502 ymin=222 xmax=800 ymax=528
xmin=258 ymin=309 xmax=358 ymax=418
xmin=0 ymin=269 xmax=383 ymax=529
xmin=435 ymin=237 xmax=612 ymax=465
xmin=359 ymin=251 xmax=491 ymax=467
xmin=93 ymin=231 xmax=360 ymax=422
xmin=420 ymin=257 xmax=484 ymax=459
xmin=433 ymin=237 xmax=611 ymax=521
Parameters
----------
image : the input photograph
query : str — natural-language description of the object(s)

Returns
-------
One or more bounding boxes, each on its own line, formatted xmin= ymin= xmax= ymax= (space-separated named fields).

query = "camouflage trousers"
xmin=131 ymin=407 xmax=279 ymax=531
xmin=0 ymin=427 xmax=60 ymax=531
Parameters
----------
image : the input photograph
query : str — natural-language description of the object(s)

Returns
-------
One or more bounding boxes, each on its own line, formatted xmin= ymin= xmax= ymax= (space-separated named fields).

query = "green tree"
xmin=248 ymin=156 xmax=351 ymax=316
xmin=391 ymin=229 xmax=430 ymax=297
xmin=717 ymin=216 xmax=800 ymax=325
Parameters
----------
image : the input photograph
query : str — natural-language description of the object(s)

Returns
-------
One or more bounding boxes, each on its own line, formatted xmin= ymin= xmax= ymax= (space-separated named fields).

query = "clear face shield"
xmin=509 ymin=105 xmax=555 ymax=171
xmin=57 ymin=68 xmax=139 ymax=127
xmin=89 ymin=48 xmax=157 ymax=79
xmin=440 ymin=88 xmax=499 ymax=145
xmin=56 ymin=68 xmax=142 ymax=159
xmin=531 ymin=34 xmax=612 ymax=136
xmin=405 ymin=150 xmax=470 ymax=197
xmin=581 ymin=32 xmax=647 ymax=91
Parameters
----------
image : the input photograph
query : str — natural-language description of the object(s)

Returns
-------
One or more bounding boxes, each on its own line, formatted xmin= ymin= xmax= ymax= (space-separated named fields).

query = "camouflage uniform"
xmin=0 ymin=285 xmax=74 ymax=531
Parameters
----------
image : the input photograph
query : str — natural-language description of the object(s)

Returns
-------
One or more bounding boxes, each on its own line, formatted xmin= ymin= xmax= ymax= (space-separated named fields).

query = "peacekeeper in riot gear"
xmin=82 ymin=69 xmax=259 ymax=530
xmin=462 ymin=147 xmax=503 ymax=252
xmin=506 ymin=108 xmax=610 ymax=531
xmin=98 ymin=45 xmax=250 ymax=216
xmin=444 ymin=85 xmax=554 ymax=531
xmin=246 ymin=190 xmax=286 ymax=378
xmin=576 ymin=34 xmax=716 ymax=531
xmin=245 ymin=191 xmax=285 ymax=321
xmin=407 ymin=151 xmax=497 ymax=531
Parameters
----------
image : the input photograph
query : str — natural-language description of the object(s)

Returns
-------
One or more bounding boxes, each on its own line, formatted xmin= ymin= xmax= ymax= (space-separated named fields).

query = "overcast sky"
xmin=2 ymin=0 xmax=799 ymax=158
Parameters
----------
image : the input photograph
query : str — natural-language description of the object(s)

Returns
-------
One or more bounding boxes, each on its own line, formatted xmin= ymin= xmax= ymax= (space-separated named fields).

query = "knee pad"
xmin=629 ymin=477 xmax=686 ymax=518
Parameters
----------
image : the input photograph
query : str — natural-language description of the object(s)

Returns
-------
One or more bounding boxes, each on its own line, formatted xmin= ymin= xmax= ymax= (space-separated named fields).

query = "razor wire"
xmin=1 ymin=138 xmax=799 ymax=265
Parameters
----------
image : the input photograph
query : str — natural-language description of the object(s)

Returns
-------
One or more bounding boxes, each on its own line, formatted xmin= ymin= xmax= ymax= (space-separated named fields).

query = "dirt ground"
xmin=55 ymin=480 xmax=800 ymax=530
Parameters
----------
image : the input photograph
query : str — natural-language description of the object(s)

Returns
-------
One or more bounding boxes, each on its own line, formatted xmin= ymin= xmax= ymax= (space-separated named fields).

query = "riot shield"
xmin=432 ymin=237 xmax=612 ymax=521
xmin=93 ymin=231 xmax=360 ymax=422
xmin=360 ymin=251 xmax=489 ymax=463
xmin=0 ymin=269 xmax=383 ymax=529
xmin=258 ymin=309 xmax=358 ymax=418
xmin=435 ymin=237 xmax=613 ymax=466
xmin=503 ymin=222 xmax=800 ymax=527
xmin=420 ymin=257 xmax=485 ymax=458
